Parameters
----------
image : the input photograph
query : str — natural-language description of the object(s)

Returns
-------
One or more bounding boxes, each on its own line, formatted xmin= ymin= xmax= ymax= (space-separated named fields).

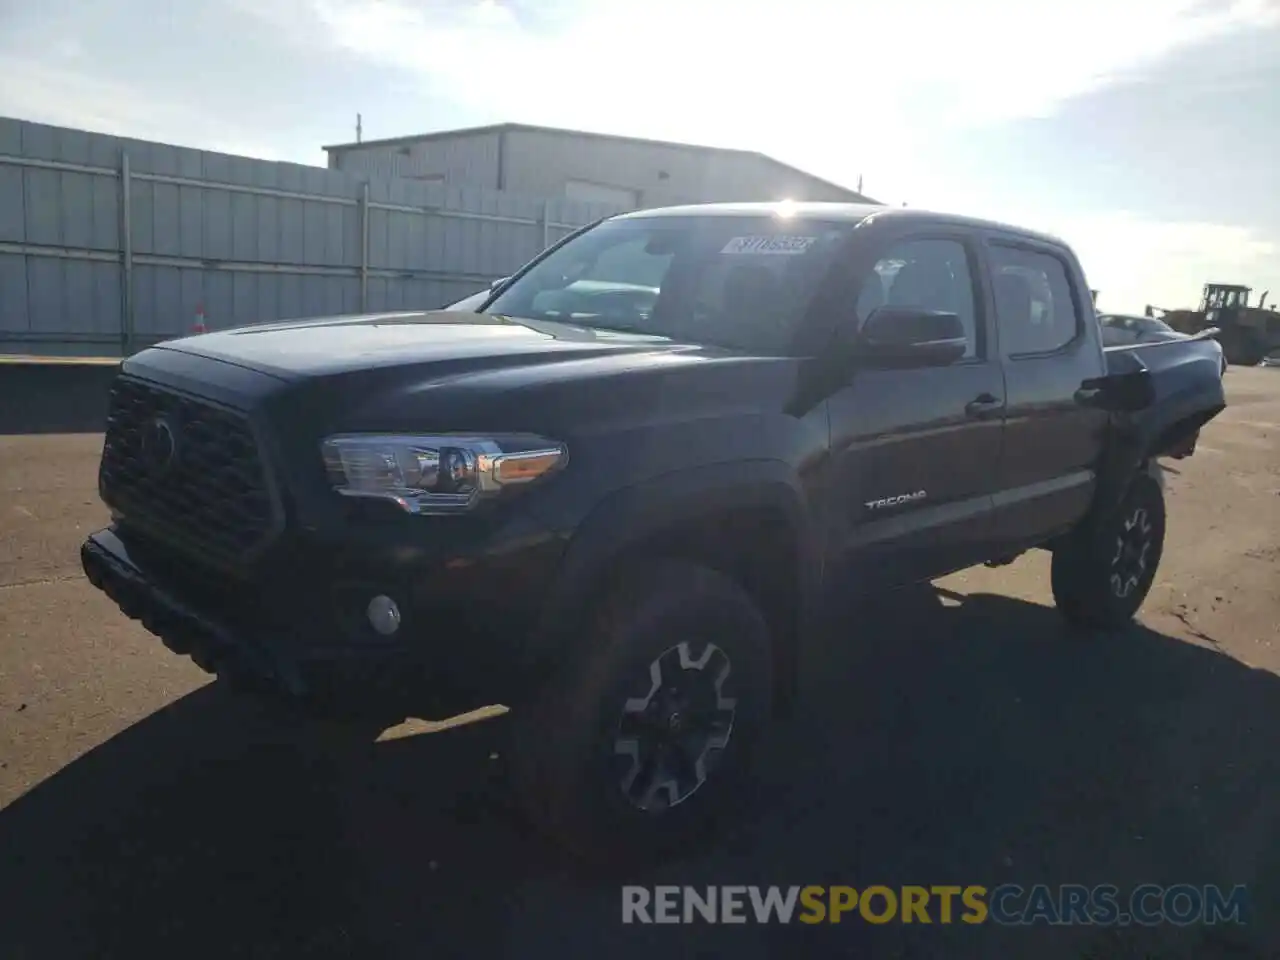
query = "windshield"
xmin=483 ymin=215 xmax=858 ymax=352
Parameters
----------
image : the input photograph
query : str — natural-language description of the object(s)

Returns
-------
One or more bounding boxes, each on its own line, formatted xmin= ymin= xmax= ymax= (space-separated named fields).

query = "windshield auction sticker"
xmin=720 ymin=235 xmax=817 ymax=255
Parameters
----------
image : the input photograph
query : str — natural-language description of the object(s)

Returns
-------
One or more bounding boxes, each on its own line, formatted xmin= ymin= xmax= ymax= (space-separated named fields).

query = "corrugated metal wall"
xmin=0 ymin=118 xmax=621 ymax=357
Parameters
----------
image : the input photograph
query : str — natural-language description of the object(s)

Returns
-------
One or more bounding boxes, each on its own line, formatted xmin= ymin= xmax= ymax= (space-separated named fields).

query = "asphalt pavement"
xmin=1 ymin=367 xmax=1278 ymax=959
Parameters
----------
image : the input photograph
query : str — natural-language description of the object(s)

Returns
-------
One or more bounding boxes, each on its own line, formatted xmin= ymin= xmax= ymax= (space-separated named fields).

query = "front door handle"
xmin=965 ymin=394 xmax=1003 ymax=419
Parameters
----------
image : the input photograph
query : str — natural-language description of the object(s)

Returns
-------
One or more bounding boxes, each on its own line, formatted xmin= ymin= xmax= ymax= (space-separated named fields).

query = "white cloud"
xmin=279 ymin=0 xmax=1279 ymax=178
xmin=51 ymin=37 xmax=83 ymax=61
xmin=0 ymin=56 xmax=182 ymax=143
xmin=0 ymin=54 xmax=309 ymax=164
xmin=3 ymin=0 xmax=1276 ymax=317
xmin=1055 ymin=213 xmax=1279 ymax=314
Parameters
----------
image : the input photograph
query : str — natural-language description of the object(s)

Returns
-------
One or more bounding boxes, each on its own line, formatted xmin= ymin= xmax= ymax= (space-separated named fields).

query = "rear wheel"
xmin=1052 ymin=469 xmax=1166 ymax=630
xmin=506 ymin=561 xmax=773 ymax=863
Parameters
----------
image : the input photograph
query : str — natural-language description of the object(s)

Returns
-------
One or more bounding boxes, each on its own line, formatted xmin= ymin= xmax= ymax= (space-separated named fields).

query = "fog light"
xmin=366 ymin=595 xmax=401 ymax=636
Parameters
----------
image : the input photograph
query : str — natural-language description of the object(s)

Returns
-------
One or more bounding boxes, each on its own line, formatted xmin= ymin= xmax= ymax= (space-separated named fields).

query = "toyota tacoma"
xmin=82 ymin=202 xmax=1226 ymax=858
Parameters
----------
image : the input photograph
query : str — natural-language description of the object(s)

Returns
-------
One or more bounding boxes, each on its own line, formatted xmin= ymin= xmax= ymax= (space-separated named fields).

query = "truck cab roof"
xmin=615 ymin=201 xmax=1069 ymax=249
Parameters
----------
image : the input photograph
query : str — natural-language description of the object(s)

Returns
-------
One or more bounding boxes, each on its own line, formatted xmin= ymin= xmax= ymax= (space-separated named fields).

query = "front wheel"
xmin=506 ymin=561 xmax=774 ymax=863
xmin=1051 ymin=469 xmax=1167 ymax=630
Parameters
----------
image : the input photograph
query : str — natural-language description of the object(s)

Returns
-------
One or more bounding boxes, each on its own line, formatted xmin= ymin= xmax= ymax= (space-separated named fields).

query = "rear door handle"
xmin=965 ymin=394 xmax=1003 ymax=419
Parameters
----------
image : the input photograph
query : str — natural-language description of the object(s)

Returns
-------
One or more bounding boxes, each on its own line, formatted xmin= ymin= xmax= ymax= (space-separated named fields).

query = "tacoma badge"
xmin=864 ymin=490 xmax=927 ymax=510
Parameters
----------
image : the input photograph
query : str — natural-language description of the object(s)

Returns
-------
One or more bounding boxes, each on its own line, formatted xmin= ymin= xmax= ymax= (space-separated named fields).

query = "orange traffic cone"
xmin=192 ymin=305 xmax=207 ymax=335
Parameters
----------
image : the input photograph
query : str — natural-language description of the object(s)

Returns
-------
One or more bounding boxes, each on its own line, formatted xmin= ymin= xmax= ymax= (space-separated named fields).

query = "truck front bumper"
xmin=81 ymin=524 xmax=560 ymax=723
xmin=83 ymin=528 xmax=300 ymax=691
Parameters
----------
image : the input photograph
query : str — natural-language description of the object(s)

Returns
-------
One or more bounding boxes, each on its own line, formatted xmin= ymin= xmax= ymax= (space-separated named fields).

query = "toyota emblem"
xmin=141 ymin=416 xmax=178 ymax=472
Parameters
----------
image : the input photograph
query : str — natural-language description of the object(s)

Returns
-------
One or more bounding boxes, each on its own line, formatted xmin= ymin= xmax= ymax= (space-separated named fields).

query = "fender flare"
xmin=523 ymin=459 xmax=822 ymax=676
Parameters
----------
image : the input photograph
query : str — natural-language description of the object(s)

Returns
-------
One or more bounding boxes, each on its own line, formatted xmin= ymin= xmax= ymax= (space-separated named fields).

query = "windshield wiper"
xmin=578 ymin=320 xmax=651 ymax=333
xmin=491 ymin=312 xmax=670 ymax=341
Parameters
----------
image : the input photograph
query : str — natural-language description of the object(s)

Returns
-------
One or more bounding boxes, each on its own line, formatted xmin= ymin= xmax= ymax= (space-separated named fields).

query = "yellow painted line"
xmin=0 ymin=354 xmax=122 ymax=366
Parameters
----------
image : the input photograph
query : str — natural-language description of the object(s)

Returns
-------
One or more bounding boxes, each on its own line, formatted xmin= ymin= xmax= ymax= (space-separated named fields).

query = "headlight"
xmin=320 ymin=433 xmax=567 ymax=514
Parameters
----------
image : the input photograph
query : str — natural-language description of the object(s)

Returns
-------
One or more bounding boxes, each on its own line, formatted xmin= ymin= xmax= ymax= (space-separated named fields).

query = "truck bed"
xmin=1104 ymin=331 xmax=1226 ymax=458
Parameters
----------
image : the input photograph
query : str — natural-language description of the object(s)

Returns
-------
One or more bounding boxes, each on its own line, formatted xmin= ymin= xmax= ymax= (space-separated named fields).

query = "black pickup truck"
xmin=82 ymin=202 xmax=1225 ymax=858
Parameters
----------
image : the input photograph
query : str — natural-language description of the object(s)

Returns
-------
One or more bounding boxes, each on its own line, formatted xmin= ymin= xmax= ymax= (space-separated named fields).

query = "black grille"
xmin=100 ymin=377 xmax=276 ymax=561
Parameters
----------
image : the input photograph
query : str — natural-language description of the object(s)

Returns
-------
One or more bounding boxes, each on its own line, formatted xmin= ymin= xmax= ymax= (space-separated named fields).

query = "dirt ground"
xmin=1 ymin=366 xmax=1277 ymax=959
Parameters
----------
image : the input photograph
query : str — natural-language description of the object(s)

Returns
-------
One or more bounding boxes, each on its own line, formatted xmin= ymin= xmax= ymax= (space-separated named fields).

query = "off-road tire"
xmin=506 ymin=560 xmax=773 ymax=864
xmin=1222 ymin=329 xmax=1266 ymax=367
xmin=1051 ymin=469 xmax=1166 ymax=630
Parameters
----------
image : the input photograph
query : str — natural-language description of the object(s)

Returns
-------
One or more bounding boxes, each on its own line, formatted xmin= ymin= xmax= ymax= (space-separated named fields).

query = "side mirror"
xmin=856 ymin=307 xmax=968 ymax=368
xmin=489 ymin=276 xmax=510 ymax=293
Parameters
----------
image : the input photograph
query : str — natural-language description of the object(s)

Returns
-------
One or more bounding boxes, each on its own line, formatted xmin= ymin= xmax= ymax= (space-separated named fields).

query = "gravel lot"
xmin=1 ymin=366 xmax=1277 ymax=959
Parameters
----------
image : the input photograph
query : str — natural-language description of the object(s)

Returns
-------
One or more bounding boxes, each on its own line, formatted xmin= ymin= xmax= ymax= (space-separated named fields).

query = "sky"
xmin=1 ymin=0 xmax=1277 ymax=314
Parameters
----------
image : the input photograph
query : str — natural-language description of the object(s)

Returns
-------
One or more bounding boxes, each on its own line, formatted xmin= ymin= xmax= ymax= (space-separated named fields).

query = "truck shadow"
xmin=1 ymin=583 xmax=1276 ymax=958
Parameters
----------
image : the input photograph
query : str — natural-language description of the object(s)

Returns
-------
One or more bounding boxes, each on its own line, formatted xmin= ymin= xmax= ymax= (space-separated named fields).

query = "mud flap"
xmin=1148 ymin=459 xmax=1166 ymax=493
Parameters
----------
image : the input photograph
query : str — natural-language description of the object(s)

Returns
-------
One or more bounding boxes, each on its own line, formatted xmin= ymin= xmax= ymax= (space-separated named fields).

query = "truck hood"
xmin=154 ymin=310 xmax=696 ymax=380
xmin=140 ymin=308 xmax=809 ymax=445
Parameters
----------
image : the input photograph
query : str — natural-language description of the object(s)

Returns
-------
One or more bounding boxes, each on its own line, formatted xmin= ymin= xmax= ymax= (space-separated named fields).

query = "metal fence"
xmin=0 ymin=117 xmax=623 ymax=357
